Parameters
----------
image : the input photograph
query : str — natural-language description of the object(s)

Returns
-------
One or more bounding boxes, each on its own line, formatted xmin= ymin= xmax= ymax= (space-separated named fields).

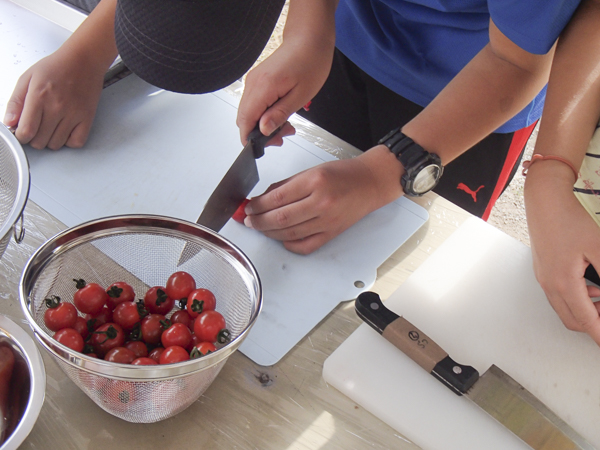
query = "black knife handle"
xmin=355 ymin=291 xmax=479 ymax=395
xmin=247 ymin=124 xmax=283 ymax=159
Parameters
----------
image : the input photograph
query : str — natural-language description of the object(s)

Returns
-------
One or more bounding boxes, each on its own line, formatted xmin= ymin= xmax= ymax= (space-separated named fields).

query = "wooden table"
xmin=0 ymin=188 xmax=469 ymax=450
xmin=0 ymin=1 xmax=472 ymax=447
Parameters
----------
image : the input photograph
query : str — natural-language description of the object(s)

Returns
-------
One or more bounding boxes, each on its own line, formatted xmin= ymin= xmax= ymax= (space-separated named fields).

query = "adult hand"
xmin=525 ymin=165 xmax=600 ymax=345
xmin=4 ymin=49 xmax=106 ymax=150
xmin=244 ymin=145 xmax=404 ymax=254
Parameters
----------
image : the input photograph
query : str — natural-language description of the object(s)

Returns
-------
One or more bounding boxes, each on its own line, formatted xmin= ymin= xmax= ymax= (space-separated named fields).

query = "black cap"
xmin=114 ymin=0 xmax=285 ymax=94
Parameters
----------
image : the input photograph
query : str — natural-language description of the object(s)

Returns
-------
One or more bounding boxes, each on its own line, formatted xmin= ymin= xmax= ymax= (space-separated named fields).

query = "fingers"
xmin=3 ymin=73 xmax=30 ymax=128
xmin=545 ymin=276 xmax=600 ymax=346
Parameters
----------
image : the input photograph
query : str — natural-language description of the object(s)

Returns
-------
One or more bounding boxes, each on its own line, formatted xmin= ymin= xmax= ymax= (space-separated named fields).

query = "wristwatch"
xmin=378 ymin=128 xmax=444 ymax=197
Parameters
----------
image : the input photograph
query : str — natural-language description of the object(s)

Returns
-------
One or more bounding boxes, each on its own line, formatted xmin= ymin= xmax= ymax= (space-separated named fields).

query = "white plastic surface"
xmin=323 ymin=217 xmax=600 ymax=449
xmin=1 ymin=1 xmax=428 ymax=366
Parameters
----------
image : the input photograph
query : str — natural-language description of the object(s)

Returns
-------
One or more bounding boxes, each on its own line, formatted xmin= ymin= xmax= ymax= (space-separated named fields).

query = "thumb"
xmin=258 ymin=88 xmax=310 ymax=136
xmin=3 ymin=75 xmax=30 ymax=127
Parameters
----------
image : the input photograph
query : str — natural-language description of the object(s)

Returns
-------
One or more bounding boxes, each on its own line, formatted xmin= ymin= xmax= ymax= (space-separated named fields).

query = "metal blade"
xmin=466 ymin=365 xmax=594 ymax=450
xmin=177 ymin=141 xmax=258 ymax=266
xmin=197 ymin=141 xmax=258 ymax=232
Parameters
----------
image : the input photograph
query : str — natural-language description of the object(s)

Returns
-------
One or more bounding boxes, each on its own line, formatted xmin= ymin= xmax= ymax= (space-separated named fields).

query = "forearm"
xmin=283 ymin=0 xmax=337 ymax=51
xmin=402 ymin=20 xmax=555 ymax=166
xmin=529 ymin=0 xmax=600 ymax=171
xmin=59 ymin=0 xmax=118 ymax=72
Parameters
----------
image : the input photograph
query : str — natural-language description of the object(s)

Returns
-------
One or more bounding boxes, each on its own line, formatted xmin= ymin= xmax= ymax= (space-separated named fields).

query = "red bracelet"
xmin=521 ymin=154 xmax=580 ymax=181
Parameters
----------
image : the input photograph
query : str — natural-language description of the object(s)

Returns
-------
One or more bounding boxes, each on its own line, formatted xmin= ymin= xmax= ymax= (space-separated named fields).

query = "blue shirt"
xmin=335 ymin=0 xmax=581 ymax=132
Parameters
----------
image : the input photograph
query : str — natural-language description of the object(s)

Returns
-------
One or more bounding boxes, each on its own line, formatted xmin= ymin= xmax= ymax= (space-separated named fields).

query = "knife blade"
xmin=355 ymin=291 xmax=594 ymax=450
xmin=177 ymin=125 xmax=280 ymax=266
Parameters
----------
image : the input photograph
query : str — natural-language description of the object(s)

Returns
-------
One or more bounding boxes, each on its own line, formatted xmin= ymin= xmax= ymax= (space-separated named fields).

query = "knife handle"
xmin=247 ymin=125 xmax=283 ymax=159
xmin=355 ymin=291 xmax=479 ymax=396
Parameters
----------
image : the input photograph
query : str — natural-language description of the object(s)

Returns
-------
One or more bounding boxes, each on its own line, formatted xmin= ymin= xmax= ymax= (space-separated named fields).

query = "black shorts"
xmin=297 ymin=49 xmax=537 ymax=219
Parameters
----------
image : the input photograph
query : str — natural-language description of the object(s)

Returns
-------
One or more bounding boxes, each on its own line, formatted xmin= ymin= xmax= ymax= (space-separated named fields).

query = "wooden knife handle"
xmin=355 ymin=291 xmax=479 ymax=395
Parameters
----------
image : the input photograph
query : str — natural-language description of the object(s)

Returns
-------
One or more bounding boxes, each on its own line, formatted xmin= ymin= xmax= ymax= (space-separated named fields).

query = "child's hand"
xmin=4 ymin=48 xmax=106 ymax=150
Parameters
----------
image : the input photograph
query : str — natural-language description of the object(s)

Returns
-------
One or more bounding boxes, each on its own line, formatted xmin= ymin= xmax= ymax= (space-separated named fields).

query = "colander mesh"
xmin=25 ymin=221 xmax=260 ymax=422
xmin=0 ymin=136 xmax=19 ymax=259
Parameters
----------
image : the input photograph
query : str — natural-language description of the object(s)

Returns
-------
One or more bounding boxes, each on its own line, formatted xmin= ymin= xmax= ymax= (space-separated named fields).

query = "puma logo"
xmin=457 ymin=183 xmax=484 ymax=202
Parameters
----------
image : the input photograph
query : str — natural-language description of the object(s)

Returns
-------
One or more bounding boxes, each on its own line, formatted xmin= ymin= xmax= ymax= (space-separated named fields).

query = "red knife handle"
xmin=355 ymin=291 xmax=479 ymax=395
xmin=247 ymin=125 xmax=283 ymax=159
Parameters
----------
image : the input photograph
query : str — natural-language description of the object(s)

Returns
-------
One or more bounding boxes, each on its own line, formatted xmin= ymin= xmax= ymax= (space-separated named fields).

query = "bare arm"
xmin=4 ymin=0 xmax=118 ymax=149
xmin=523 ymin=0 xmax=600 ymax=345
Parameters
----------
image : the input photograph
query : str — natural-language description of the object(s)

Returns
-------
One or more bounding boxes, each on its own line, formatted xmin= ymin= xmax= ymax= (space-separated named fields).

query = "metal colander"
xmin=19 ymin=215 xmax=262 ymax=423
xmin=0 ymin=125 xmax=29 ymax=260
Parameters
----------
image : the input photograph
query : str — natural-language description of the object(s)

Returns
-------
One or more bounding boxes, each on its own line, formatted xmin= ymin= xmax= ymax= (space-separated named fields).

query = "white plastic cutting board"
xmin=323 ymin=217 xmax=600 ymax=449
xmin=0 ymin=1 xmax=428 ymax=366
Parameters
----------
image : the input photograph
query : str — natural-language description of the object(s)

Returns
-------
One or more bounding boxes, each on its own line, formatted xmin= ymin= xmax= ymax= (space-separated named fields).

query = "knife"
xmin=355 ymin=291 xmax=594 ymax=450
xmin=177 ymin=125 xmax=280 ymax=266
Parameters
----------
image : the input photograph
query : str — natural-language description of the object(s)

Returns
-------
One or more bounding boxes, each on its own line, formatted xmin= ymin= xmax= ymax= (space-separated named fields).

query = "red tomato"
xmin=104 ymin=347 xmax=136 ymax=364
xmin=143 ymin=286 xmax=174 ymax=315
xmin=131 ymin=357 xmax=158 ymax=366
xmin=54 ymin=328 xmax=84 ymax=352
xmin=73 ymin=280 xmax=108 ymax=315
xmin=166 ymin=271 xmax=197 ymax=301
xmin=194 ymin=310 xmax=230 ymax=344
xmin=43 ymin=296 xmax=78 ymax=332
xmin=106 ymin=281 xmax=136 ymax=310
xmin=91 ymin=323 xmax=125 ymax=357
xmin=102 ymin=380 xmax=136 ymax=414
xmin=159 ymin=346 xmax=190 ymax=364
xmin=148 ymin=347 xmax=165 ymax=363
xmin=140 ymin=314 xmax=168 ymax=345
xmin=161 ymin=323 xmax=192 ymax=350
xmin=232 ymin=198 xmax=250 ymax=224
xmin=190 ymin=341 xmax=217 ymax=359
xmin=186 ymin=288 xmax=216 ymax=318
xmin=170 ymin=309 xmax=192 ymax=329
xmin=73 ymin=316 xmax=90 ymax=340
xmin=124 ymin=340 xmax=148 ymax=359
xmin=113 ymin=301 xmax=144 ymax=330
xmin=84 ymin=306 xmax=113 ymax=331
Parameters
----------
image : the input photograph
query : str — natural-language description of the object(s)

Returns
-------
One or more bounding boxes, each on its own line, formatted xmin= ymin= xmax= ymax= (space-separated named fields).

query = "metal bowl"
xmin=0 ymin=125 xmax=30 ymax=261
xmin=0 ymin=315 xmax=45 ymax=450
xmin=19 ymin=214 xmax=262 ymax=423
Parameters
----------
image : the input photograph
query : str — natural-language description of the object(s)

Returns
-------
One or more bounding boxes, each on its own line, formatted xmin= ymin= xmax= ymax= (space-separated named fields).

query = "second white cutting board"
xmin=323 ymin=217 xmax=600 ymax=449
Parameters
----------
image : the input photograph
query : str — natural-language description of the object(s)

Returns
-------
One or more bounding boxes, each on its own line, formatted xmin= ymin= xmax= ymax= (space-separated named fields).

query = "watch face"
xmin=412 ymin=164 xmax=442 ymax=194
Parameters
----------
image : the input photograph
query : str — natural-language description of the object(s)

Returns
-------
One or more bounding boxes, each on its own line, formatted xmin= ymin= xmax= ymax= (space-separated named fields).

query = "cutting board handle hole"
xmin=354 ymin=280 xmax=365 ymax=288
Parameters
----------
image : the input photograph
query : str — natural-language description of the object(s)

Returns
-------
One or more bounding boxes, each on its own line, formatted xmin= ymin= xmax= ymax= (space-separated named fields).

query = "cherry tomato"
xmin=161 ymin=323 xmax=192 ymax=350
xmin=54 ymin=328 xmax=84 ymax=353
xmin=91 ymin=323 xmax=125 ymax=357
xmin=113 ymin=301 xmax=144 ymax=330
xmin=232 ymin=198 xmax=250 ymax=224
xmin=73 ymin=316 xmax=90 ymax=340
xmin=43 ymin=295 xmax=78 ymax=332
xmin=186 ymin=288 xmax=216 ymax=318
xmin=102 ymin=380 xmax=136 ymax=414
xmin=144 ymin=286 xmax=174 ymax=315
xmin=190 ymin=341 xmax=217 ymax=359
xmin=148 ymin=347 xmax=165 ymax=363
xmin=166 ymin=272 xmax=196 ymax=301
xmin=124 ymin=340 xmax=148 ymax=359
xmin=85 ymin=306 xmax=113 ymax=331
xmin=104 ymin=347 xmax=136 ymax=364
xmin=194 ymin=310 xmax=230 ymax=344
xmin=159 ymin=346 xmax=190 ymax=364
xmin=73 ymin=279 xmax=108 ymax=315
xmin=131 ymin=357 xmax=158 ymax=366
xmin=140 ymin=314 xmax=168 ymax=345
xmin=170 ymin=309 xmax=192 ymax=330
xmin=106 ymin=281 xmax=136 ymax=310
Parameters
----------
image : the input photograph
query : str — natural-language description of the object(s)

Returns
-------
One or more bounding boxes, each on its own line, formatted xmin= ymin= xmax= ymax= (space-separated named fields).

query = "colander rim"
xmin=0 ymin=125 xmax=30 ymax=245
xmin=18 ymin=214 xmax=262 ymax=379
